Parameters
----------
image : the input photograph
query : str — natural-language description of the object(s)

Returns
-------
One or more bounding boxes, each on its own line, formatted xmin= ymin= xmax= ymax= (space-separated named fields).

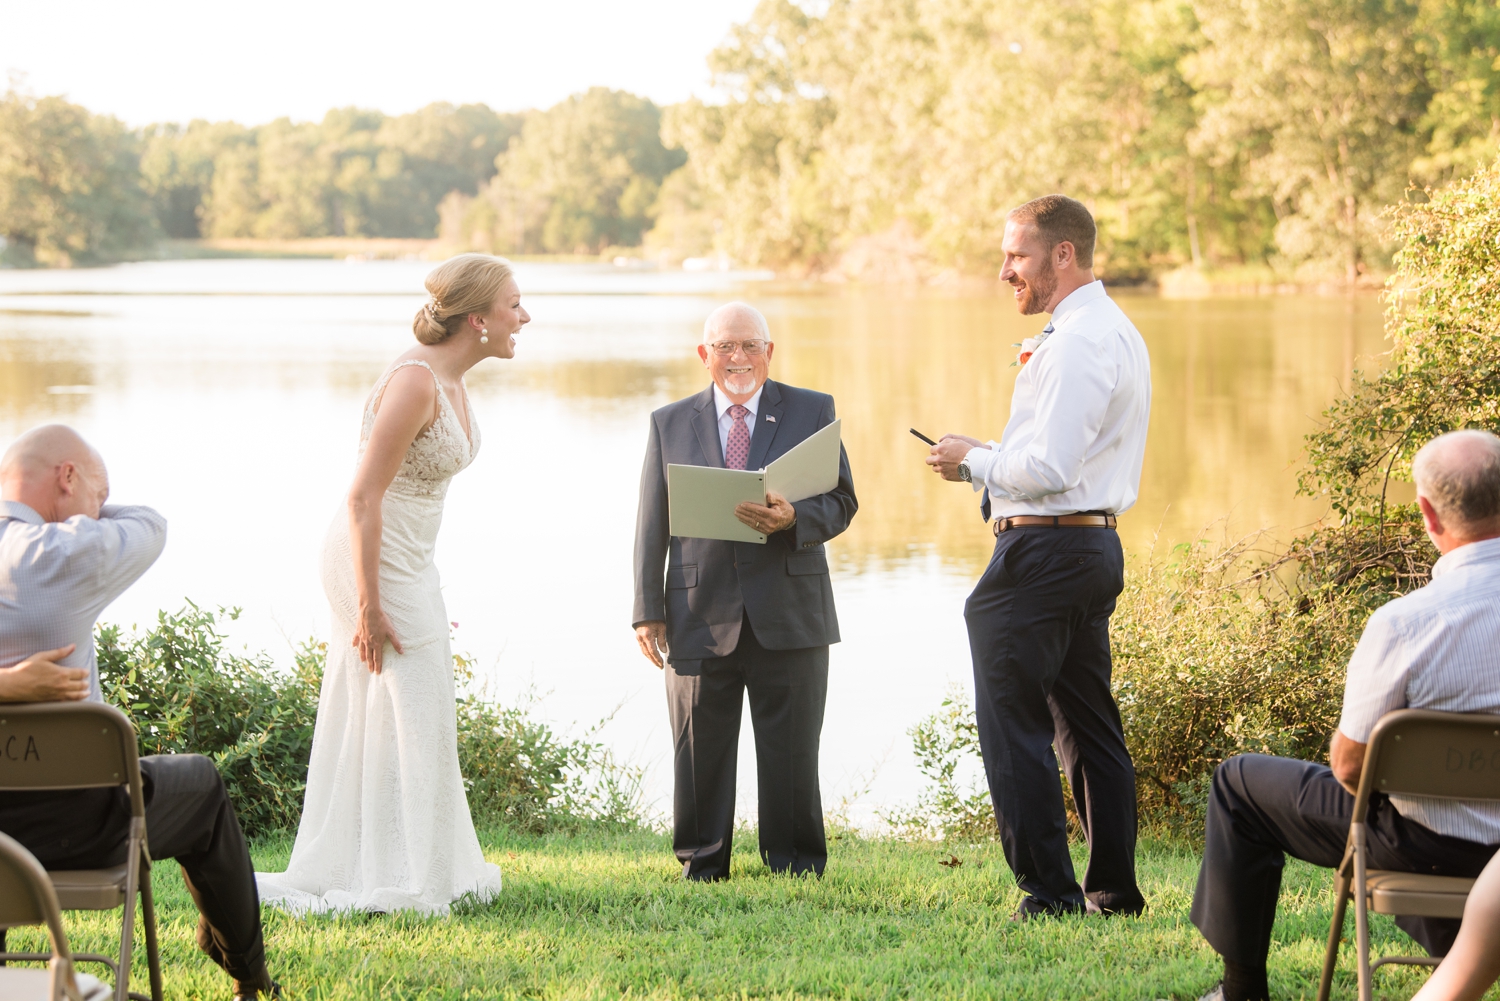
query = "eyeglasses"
xmin=709 ymin=339 xmax=770 ymax=356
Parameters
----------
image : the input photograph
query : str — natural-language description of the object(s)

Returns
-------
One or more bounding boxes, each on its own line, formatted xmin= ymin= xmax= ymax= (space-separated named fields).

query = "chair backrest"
xmin=1361 ymin=709 xmax=1500 ymax=803
xmin=0 ymin=702 xmax=144 ymax=816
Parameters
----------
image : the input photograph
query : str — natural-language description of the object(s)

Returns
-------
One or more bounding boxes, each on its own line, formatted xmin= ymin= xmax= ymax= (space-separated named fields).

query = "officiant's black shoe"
xmin=231 ymin=978 xmax=281 ymax=1000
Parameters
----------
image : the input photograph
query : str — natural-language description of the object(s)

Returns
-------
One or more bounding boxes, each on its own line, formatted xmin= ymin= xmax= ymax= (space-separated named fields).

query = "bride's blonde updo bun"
xmin=412 ymin=253 xmax=515 ymax=345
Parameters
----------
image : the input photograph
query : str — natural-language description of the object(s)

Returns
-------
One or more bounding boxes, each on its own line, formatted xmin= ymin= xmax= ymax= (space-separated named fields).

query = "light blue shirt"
xmin=1339 ymin=536 xmax=1500 ymax=843
xmin=0 ymin=500 xmax=167 ymax=702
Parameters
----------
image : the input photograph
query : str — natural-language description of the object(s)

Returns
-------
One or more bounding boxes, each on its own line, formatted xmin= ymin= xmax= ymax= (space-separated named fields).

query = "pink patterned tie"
xmin=725 ymin=405 xmax=751 ymax=469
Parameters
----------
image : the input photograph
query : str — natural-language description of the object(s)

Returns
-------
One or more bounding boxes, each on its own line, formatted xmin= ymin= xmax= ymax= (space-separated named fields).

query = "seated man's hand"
xmin=735 ymin=491 xmax=797 ymax=535
xmin=927 ymin=435 xmax=984 ymax=481
xmin=0 ymin=645 xmax=88 ymax=702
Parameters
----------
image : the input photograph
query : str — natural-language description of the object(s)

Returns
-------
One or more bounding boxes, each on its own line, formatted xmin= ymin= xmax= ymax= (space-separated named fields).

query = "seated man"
xmin=1191 ymin=428 xmax=1500 ymax=1001
xmin=0 ymin=425 xmax=280 ymax=1001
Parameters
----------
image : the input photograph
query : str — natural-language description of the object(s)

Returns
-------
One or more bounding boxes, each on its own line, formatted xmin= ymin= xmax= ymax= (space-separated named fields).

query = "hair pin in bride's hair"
xmin=427 ymin=299 xmax=444 ymax=319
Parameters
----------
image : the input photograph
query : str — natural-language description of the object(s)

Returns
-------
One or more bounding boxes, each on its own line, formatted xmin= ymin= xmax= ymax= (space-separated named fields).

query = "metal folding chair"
xmin=0 ymin=831 xmax=111 ymax=1000
xmin=0 ymin=702 xmax=163 ymax=1001
xmin=1316 ymin=708 xmax=1500 ymax=1001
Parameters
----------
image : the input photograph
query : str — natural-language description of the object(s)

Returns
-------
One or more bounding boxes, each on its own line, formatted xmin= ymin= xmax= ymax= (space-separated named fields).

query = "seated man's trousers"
xmin=1191 ymin=753 xmax=1498 ymax=962
xmin=0 ymin=753 xmax=266 ymax=983
xmin=665 ymin=614 xmax=829 ymax=881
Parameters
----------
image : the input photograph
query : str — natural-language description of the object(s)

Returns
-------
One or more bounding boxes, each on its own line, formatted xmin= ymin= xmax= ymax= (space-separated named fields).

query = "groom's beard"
xmin=1015 ymin=261 xmax=1059 ymax=316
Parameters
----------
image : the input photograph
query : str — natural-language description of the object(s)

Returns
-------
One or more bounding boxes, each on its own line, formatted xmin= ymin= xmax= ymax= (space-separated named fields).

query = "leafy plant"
xmin=98 ymin=605 xmax=647 ymax=838
xmin=452 ymin=651 xmax=647 ymax=833
xmin=97 ymin=603 xmax=321 ymax=838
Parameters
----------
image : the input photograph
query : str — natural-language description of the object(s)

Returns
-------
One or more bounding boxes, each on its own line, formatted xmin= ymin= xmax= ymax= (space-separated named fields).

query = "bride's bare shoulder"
xmin=370 ymin=360 xmax=438 ymax=419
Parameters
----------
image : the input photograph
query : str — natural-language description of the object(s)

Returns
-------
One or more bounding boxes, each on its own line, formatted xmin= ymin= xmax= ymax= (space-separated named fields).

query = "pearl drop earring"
xmin=480 ymin=326 xmax=489 ymax=344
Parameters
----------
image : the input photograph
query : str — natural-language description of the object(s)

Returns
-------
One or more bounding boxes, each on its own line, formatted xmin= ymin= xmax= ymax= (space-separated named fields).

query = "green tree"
xmin=462 ymin=88 xmax=685 ymax=254
xmin=1186 ymin=0 xmax=1432 ymax=282
xmin=139 ymin=119 xmax=252 ymax=238
xmin=1413 ymin=0 xmax=1500 ymax=181
xmin=0 ymin=89 xmax=157 ymax=265
xmin=1302 ymin=157 xmax=1500 ymax=520
xmin=661 ymin=0 xmax=1270 ymax=276
xmin=144 ymin=102 xmax=519 ymax=240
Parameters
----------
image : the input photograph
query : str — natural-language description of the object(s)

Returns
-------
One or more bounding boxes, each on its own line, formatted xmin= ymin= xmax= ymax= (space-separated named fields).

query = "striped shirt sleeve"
xmin=1338 ymin=606 xmax=1411 ymax=743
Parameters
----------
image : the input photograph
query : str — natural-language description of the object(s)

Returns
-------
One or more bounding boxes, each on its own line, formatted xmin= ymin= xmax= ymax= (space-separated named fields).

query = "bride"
xmin=257 ymin=254 xmax=526 ymax=914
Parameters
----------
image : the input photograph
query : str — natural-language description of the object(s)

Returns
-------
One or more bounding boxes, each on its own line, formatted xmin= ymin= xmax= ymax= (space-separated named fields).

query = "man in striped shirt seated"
xmin=1190 ymin=429 xmax=1500 ymax=1001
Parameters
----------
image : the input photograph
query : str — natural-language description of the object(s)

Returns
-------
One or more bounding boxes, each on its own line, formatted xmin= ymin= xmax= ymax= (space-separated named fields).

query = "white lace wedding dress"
xmin=257 ymin=360 xmax=501 ymax=915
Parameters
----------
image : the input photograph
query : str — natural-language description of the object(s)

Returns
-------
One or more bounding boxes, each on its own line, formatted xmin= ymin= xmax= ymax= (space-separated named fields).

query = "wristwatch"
xmin=958 ymin=456 xmax=972 ymax=483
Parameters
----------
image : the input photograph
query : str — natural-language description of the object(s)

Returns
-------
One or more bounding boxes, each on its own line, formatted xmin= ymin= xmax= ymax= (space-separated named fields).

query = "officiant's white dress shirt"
xmin=0 ymin=500 xmax=167 ymax=701
xmin=712 ymin=383 xmax=764 ymax=461
xmin=964 ymin=281 xmax=1152 ymax=518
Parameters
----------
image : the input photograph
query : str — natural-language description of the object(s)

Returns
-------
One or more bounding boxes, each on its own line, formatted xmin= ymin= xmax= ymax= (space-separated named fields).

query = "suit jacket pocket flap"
xmin=666 ymin=564 xmax=698 ymax=589
xmin=786 ymin=551 xmax=829 ymax=576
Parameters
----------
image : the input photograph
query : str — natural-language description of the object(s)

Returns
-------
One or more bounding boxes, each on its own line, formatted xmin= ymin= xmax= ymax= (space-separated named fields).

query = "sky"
xmin=0 ymin=0 xmax=761 ymax=126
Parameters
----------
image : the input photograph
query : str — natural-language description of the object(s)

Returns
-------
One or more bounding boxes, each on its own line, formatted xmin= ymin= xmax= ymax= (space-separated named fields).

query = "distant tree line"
xmin=662 ymin=0 xmax=1500 ymax=281
xmin=2 ymin=0 xmax=1498 ymax=277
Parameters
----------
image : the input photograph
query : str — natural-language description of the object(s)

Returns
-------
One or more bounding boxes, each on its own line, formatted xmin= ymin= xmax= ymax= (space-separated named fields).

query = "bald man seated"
xmin=1190 ymin=429 xmax=1500 ymax=1001
xmin=0 ymin=425 xmax=280 ymax=1001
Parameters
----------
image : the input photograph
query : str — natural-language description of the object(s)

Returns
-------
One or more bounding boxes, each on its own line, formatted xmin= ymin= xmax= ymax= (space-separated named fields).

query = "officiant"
xmin=632 ymin=302 xmax=857 ymax=881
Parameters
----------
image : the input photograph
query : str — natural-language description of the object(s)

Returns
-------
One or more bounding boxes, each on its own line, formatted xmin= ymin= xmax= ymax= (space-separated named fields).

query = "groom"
xmin=633 ymin=302 xmax=857 ymax=880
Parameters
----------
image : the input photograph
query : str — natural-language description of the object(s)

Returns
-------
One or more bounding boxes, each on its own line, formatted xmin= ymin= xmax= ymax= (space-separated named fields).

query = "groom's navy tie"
xmin=981 ymin=320 xmax=1054 ymax=522
xmin=725 ymin=405 xmax=751 ymax=469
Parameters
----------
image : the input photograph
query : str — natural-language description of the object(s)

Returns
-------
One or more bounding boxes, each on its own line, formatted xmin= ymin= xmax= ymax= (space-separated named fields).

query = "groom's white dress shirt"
xmin=964 ymin=281 xmax=1152 ymax=518
xmin=0 ymin=500 xmax=167 ymax=701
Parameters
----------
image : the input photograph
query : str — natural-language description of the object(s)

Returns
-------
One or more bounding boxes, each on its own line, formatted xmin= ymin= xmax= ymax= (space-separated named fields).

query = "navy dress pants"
xmin=665 ymin=614 xmax=829 ymax=881
xmin=964 ymin=525 xmax=1144 ymax=915
xmin=1191 ymin=753 xmax=1498 ymax=963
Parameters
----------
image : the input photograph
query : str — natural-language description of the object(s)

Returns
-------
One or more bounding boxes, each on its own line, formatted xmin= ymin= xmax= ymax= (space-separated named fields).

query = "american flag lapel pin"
xmin=767 ymin=415 xmax=777 ymax=422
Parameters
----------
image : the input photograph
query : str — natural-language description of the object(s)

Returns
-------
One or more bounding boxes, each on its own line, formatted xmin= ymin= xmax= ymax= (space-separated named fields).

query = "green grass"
xmin=6 ymin=829 xmax=1484 ymax=1000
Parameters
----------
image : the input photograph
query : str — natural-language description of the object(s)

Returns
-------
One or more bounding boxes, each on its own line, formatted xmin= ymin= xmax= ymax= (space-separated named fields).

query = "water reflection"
xmin=0 ymin=333 xmax=97 ymax=419
xmin=0 ymin=261 xmax=1388 ymax=818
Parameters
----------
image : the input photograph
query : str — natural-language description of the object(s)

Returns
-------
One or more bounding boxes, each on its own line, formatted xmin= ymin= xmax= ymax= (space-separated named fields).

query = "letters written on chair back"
xmin=0 ymin=704 xmax=132 ymax=791
xmin=1370 ymin=709 xmax=1500 ymax=802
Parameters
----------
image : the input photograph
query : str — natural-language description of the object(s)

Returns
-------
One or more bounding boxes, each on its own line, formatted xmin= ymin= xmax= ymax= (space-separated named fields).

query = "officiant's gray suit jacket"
xmin=632 ymin=379 xmax=857 ymax=661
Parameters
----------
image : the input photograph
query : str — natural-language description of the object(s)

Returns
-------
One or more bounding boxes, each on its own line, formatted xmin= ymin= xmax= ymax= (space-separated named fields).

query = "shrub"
xmin=99 ymin=605 xmax=646 ymax=838
xmin=97 ymin=603 xmax=321 ymax=838
xmin=452 ymin=651 xmax=647 ymax=833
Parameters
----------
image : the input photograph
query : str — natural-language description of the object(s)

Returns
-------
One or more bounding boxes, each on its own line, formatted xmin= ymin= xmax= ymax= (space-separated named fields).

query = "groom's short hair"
xmin=1008 ymin=195 xmax=1096 ymax=269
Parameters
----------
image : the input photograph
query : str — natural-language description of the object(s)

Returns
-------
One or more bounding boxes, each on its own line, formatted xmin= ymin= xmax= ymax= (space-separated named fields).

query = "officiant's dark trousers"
xmin=666 ymin=614 xmax=829 ymax=881
xmin=0 ymin=753 xmax=267 ymax=982
xmin=964 ymin=525 xmax=1145 ymax=915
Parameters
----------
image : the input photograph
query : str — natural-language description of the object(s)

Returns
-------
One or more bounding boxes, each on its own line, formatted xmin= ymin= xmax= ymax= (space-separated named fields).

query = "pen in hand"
xmin=910 ymin=428 xmax=937 ymax=446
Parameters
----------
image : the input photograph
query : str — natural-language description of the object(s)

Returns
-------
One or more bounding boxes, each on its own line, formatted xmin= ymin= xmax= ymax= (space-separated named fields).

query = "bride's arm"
xmin=348 ymin=366 xmax=436 ymax=674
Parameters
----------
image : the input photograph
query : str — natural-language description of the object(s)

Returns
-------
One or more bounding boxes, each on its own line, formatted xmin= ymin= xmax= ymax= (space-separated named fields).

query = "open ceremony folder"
xmin=668 ymin=419 xmax=842 ymax=544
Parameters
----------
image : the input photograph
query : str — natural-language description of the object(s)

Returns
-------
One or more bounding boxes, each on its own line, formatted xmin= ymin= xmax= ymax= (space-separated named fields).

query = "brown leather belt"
xmin=993 ymin=513 xmax=1117 ymax=535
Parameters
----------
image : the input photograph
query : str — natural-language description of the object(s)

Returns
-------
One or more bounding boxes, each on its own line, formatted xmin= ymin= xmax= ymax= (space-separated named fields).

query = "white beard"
xmin=724 ymin=373 xmax=758 ymax=395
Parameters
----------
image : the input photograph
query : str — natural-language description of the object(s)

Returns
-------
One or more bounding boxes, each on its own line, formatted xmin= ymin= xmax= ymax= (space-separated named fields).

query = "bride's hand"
xmin=355 ymin=606 xmax=404 ymax=674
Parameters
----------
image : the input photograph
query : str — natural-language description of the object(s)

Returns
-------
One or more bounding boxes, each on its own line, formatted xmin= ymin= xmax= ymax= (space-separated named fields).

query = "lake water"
xmin=0 ymin=259 xmax=1388 ymax=825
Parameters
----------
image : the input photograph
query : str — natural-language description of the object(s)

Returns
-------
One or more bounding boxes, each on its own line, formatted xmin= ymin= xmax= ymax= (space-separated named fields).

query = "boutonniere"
xmin=1011 ymin=329 xmax=1051 ymax=367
